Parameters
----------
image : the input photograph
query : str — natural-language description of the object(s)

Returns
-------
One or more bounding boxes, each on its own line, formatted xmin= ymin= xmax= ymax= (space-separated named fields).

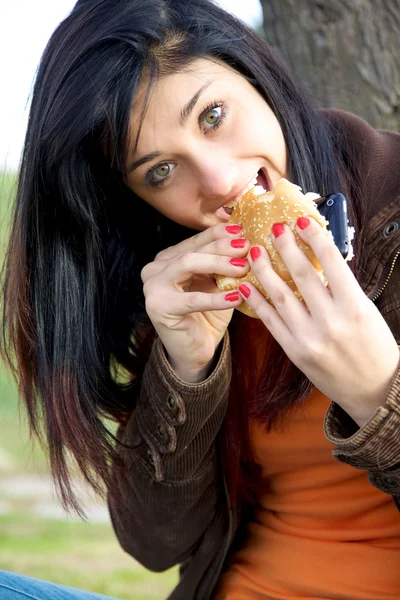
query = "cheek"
xmin=251 ymin=109 xmax=287 ymax=171
xmin=141 ymin=180 xmax=196 ymax=222
xmin=236 ymin=111 xmax=285 ymax=161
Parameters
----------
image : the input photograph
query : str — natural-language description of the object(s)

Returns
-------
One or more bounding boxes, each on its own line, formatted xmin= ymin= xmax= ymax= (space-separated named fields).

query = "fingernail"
xmin=226 ymin=225 xmax=242 ymax=235
xmin=239 ymin=284 xmax=251 ymax=298
xmin=250 ymin=247 xmax=261 ymax=261
xmin=231 ymin=238 xmax=247 ymax=248
xmin=230 ymin=258 xmax=248 ymax=267
xmin=297 ymin=216 xmax=310 ymax=230
xmin=225 ymin=291 xmax=240 ymax=302
xmin=272 ymin=223 xmax=285 ymax=238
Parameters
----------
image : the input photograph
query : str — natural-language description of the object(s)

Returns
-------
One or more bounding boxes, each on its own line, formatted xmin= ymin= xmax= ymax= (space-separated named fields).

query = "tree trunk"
xmin=260 ymin=0 xmax=400 ymax=130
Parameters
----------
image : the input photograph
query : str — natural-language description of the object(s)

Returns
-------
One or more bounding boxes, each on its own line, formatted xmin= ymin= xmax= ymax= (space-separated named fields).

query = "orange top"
xmin=215 ymin=388 xmax=400 ymax=599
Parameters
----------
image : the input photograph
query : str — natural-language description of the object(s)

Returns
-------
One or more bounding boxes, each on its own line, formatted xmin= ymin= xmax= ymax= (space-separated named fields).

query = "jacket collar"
xmin=362 ymin=193 xmax=400 ymax=299
xmin=320 ymin=109 xmax=400 ymax=298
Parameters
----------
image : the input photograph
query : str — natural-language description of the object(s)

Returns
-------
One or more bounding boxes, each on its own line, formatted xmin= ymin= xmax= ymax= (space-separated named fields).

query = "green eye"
xmin=205 ymin=107 xmax=221 ymax=125
xmin=146 ymin=162 xmax=175 ymax=187
xmin=155 ymin=164 xmax=171 ymax=178
xmin=200 ymin=104 xmax=226 ymax=133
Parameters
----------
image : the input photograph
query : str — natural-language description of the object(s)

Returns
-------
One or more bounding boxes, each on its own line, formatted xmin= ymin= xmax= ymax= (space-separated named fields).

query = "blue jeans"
xmin=0 ymin=571 xmax=119 ymax=600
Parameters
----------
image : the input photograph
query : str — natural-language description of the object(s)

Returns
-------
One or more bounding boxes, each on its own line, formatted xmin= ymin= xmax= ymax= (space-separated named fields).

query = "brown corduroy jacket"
xmin=108 ymin=110 xmax=400 ymax=600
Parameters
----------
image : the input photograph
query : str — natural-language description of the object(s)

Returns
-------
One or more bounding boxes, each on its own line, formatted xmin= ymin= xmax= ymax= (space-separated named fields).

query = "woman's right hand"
xmin=141 ymin=224 xmax=251 ymax=382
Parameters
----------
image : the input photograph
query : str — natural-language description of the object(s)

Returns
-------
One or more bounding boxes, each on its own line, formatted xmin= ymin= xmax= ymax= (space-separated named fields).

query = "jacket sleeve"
xmin=324 ymin=346 xmax=400 ymax=502
xmin=107 ymin=331 xmax=231 ymax=572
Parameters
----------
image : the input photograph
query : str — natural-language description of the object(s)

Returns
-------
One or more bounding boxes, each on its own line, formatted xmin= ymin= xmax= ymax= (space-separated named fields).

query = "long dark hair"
xmin=0 ymin=0 xmax=365 ymax=515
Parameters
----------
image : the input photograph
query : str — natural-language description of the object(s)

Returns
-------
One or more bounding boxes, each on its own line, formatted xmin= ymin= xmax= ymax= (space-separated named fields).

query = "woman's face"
xmin=126 ymin=58 xmax=288 ymax=231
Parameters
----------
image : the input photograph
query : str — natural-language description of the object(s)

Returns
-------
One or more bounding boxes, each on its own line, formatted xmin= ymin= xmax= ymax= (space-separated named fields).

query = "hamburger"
xmin=215 ymin=178 xmax=332 ymax=319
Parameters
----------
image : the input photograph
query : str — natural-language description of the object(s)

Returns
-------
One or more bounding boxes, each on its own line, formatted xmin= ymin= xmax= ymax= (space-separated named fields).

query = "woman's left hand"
xmin=238 ymin=216 xmax=400 ymax=428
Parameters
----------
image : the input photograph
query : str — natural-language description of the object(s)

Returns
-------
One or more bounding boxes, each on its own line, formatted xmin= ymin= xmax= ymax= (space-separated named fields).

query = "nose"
xmin=196 ymin=155 xmax=238 ymax=201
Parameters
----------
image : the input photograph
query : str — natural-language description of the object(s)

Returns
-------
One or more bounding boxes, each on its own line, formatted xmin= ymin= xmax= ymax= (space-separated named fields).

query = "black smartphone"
xmin=316 ymin=193 xmax=349 ymax=259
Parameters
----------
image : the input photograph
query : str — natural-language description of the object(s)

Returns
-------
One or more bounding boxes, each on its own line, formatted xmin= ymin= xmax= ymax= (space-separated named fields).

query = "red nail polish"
xmin=239 ymin=284 xmax=251 ymax=298
xmin=226 ymin=225 xmax=242 ymax=235
xmin=272 ymin=223 xmax=285 ymax=238
xmin=231 ymin=238 xmax=247 ymax=248
xmin=230 ymin=258 xmax=248 ymax=267
xmin=297 ymin=216 xmax=310 ymax=230
xmin=225 ymin=291 xmax=240 ymax=302
xmin=250 ymin=247 xmax=261 ymax=261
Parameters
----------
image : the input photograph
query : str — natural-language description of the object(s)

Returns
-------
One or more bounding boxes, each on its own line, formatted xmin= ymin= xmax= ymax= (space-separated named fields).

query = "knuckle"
xmin=181 ymin=251 xmax=195 ymax=271
xmin=185 ymin=293 xmax=199 ymax=312
xmin=187 ymin=232 xmax=203 ymax=252
xmin=155 ymin=249 xmax=168 ymax=261
xmin=141 ymin=261 xmax=161 ymax=283
xmin=140 ymin=263 xmax=152 ymax=283
xmin=155 ymin=239 xmax=182 ymax=261
xmin=323 ymin=321 xmax=344 ymax=342
xmin=271 ymin=289 xmax=287 ymax=309
xmin=260 ymin=313 xmax=274 ymax=330
xmin=144 ymin=294 xmax=159 ymax=317
xmin=302 ymin=340 xmax=324 ymax=363
xmin=142 ymin=278 xmax=155 ymax=299
xmin=291 ymin=265 xmax=309 ymax=286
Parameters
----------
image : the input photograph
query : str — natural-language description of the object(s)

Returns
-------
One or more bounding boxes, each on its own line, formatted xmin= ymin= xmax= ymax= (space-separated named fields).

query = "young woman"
xmin=1 ymin=0 xmax=400 ymax=599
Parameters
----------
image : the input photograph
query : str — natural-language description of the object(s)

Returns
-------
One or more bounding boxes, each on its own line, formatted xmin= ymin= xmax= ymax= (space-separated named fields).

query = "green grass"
xmin=0 ymin=514 xmax=178 ymax=599
xmin=0 ymin=169 xmax=16 ymax=255
xmin=0 ymin=362 xmax=50 ymax=473
xmin=0 ymin=172 xmax=179 ymax=599
xmin=0 ymin=170 xmax=57 ymax=473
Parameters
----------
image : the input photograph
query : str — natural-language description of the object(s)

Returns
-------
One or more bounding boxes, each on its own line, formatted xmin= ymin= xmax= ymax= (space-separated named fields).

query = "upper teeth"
xmin=224 ymin=201 xmax=237 ymax=209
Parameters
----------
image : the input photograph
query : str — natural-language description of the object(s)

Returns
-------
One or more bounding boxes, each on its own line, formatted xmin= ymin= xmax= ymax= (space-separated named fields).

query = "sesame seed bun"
xmin=215 ymin=178 xmax=331 ymax=319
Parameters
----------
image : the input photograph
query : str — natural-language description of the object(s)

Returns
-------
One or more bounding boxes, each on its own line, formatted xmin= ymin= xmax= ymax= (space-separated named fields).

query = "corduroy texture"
xmin=134 ymin=332 xmax=231 ymax=482
xmin=108 ymin=110 xmax=400 ymax=600
xmin=324 ymin=346 xmax=400 ymax=494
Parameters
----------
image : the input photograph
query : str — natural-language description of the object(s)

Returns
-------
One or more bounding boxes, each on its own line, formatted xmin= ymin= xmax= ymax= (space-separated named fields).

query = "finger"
xmin=237 ymin=281 xmax=295 ymax=349
xmin=247 ymin=244 xmax=312 ymax=336
xmin=148 ymin=288 xmax=244 ymax=318
xmin=295 ymin=216 xmax=363 ymax=303
xmin=196 ymin=236 xmax=251 ymax=257
xmin=270 ymin=222 xmax=333 ymax=318
xmin=155 ymin=222 xmax=243 ymax=262
xmin=141 ymin=257 xmax=172 ymax=284
xmin=152 ymin=252 xmax=250 ymax=289
xmin=141 ymin=236 xmax=250 ymax=285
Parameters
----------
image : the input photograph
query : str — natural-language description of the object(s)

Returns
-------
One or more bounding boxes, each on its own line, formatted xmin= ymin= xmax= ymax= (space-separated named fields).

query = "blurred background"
xmin=0 ymin=1 xmax=398 ymax=598
xmin=0 ymin=2 xmax=260 ymax=599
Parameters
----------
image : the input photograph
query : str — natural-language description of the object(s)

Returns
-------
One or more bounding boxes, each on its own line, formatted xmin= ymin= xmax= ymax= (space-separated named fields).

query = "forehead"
xmin=129 ymin=58 xmax=243 ymax=136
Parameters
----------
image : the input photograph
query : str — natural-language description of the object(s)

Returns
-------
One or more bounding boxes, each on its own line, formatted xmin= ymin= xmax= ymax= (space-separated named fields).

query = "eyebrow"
xmin=127 ymin=80 xmax=214 ymax=175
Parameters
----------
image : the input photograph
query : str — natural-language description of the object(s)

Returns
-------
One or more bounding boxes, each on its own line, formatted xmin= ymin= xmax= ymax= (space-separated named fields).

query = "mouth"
xmin=222 ymin=168 xmax=270 ymax=216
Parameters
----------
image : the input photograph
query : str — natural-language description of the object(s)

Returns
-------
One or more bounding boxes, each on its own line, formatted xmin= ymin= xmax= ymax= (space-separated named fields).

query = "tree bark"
xmin=260 ymin=0 xmax=400 ymax=130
